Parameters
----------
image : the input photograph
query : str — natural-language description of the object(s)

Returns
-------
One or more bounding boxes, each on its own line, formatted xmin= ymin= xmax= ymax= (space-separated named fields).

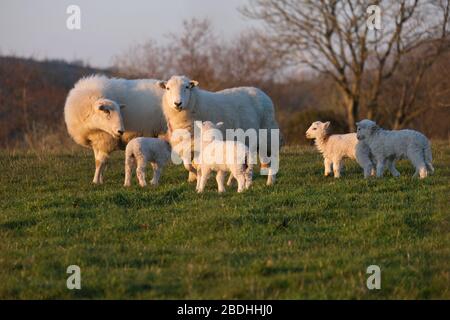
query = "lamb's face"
xmin=200 ymin=121 xmax=223 ymax=145
xmin=159 ymin=76 xmax=199 ymax=111
xmin=91 ymin=98 xmax=125 ymax=139
xmin=356 ymin=119 xmax=377 ymax=140
xmin=305 ymin=121 xmax=329 ymax=139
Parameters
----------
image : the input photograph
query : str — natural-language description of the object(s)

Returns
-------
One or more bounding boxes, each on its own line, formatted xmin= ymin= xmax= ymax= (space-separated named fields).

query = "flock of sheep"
xmin=64 ymin=75 xmax=434 ymax=193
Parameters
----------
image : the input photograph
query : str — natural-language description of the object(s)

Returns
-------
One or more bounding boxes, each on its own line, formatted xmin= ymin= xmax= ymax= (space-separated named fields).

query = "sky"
xmin=0 ymin=0 xmax=258 ymax=68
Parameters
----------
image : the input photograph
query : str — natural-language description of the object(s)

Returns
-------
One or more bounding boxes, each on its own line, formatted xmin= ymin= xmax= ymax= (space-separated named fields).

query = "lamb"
xmin=356 ymin=119 xmax=434 ymax=178
xmin=305 ymin=121 xmax=375 ymax=178
xmin=64 ymin=75 xmax=166 ymax=184
xmin=196 ymin=121 xmax=253 ymax=193
xmin=158 ymin=75 xmax=280 ymax=186
xmin=124 ymin=137 xmax=171 ymax=187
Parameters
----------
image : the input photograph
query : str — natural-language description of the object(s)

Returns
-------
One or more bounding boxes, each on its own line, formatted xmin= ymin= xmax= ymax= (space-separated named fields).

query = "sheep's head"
xmin=356 ymin=119 xmax=378 ymax=140
xmin=305 ymin=121 xmax=330 ymax=139
xmin=90 ymin=98 xmax=125 ymax=139
xmin=200 ymin=121 xmax=224 ymax=145
xmin=159 ymin=75 xmax=199 ymax=112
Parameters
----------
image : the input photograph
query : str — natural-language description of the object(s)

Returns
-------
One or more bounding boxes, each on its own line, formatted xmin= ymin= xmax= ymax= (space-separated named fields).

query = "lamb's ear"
xmin=371 ymin=125 xmax=379 ymax=133
xmin=324 ymin=121 xmax=331 ymax=129
xmin=120 ymin=104 xmax=126 ymax=110
xmin=355 ymin=121 xmax=360 ymax=127
xmin=216 ymin=122 xmax=224 ymax=128
xmin=158 ymin=81 xmax=167 ymax=89
xmin=189 ymin=80 xmax=199 ymax=88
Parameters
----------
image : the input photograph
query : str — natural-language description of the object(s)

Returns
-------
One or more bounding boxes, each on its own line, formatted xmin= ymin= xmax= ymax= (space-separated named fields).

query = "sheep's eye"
xmin=166 ymin=88 xmax=170 ymax=91
xmin=312 ymin=128 xmax=317 ymax=130
xmin=185 ymin=86 xmax=189 ymax=89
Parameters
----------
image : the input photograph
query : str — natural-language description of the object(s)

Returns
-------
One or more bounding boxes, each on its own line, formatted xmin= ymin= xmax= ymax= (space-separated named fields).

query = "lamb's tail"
xmin=125 ymin=147 xmax=136 ymax=170
xmin=424 ymin=142 xmax=434 ymax=174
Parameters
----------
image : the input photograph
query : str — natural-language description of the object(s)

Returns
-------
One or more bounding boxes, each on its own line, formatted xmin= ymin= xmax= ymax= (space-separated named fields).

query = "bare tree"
xmin=242 ymin=0 xmax=450 ymax=131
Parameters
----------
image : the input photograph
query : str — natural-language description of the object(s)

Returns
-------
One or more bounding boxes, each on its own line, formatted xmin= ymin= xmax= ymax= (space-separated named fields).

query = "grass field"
xmin=0 ymin=142 xmax=449 ymax=299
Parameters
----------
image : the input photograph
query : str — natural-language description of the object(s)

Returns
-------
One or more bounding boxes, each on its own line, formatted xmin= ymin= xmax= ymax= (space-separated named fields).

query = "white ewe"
xmin=306 ymin=121 xmax=375 ymax=178
xmin=356 ymin=119 xmax=434 ymax=178
xmin=196 ymin=121 xmax=253 ymax=193
xmin=64 ymin=75 xmax=166 ymax=184
xmin=124 ymin=137 xmax=171 ymax=187
xmin=159 ymin=75 xmax=280 ymax=186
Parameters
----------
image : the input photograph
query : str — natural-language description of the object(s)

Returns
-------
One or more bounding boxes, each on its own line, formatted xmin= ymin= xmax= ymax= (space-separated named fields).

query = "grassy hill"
xmin=0 ymin=144 xmax=448 ymax=299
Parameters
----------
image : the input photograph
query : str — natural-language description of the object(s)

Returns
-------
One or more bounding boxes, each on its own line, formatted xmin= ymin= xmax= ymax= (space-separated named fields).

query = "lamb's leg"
xmin=196 ymin=167 xmax=202 ymax=192
xmin=226 ymin=173 xmax=234 ymax=186
xmin=150 ymin=162 xmax=161 ymax=186
xmin=409 ymin=151 xmax=428 ymax=179
xmin=124 ymin=154 xmax=135 ymax=187
xmin=236 ymin=173 xmax=246 ymax=193
xmin=136 ymin=159 xmax=147 ymax=187
xmin=216 ymin=171 xmax=226 ymax=193
xmin=197 ymin=167 xmax=210 ymax=193
xmin=333 ymin=159 xmax=343 ymax=178
xmin=93 ymin=149 xmax=109 ymax=184
xmin=387 ymin=159 xmax=400 ymax=177
xmin=324 ymin=158 xmax=332 ymax=177
xmin=376 ymin=159 xmax=386 ymax=178
xmin=244 ymin=165 xmax=253 ymax=189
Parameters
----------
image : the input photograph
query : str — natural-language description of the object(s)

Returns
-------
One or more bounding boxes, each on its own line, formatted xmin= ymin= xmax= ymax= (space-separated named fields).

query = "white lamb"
xmin=124 ymin=137 xmax=171 ymax=187
xmin=159 ymin=75 xmax=280 ymax=186
xmin=356 ymin=119 xmax=434 ymax=178
xmin=64 ymin=75 xmax=166 ymax=184
xmin=306 ymin=121 xmax=375 ymax=178
xmin=196 ymin=121 xmax=253 ymax=193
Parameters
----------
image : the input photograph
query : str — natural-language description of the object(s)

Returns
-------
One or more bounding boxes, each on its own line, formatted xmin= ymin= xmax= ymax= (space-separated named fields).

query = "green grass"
xmin=0 ymin=142 xmax=449 ymax=299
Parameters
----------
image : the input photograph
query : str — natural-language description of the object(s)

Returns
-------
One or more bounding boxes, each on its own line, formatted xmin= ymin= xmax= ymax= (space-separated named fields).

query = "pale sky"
xmin=0 ymin=0 xmax=258 ymax=68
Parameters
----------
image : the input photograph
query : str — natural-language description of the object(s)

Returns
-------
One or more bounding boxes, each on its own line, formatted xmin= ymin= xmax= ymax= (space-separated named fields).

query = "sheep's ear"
xmin=158 ymin=81 xmax=167 ymax=89
xmin=371 ymin=125 xmax=379 ymax=133
xmin=324 ymin=121 xmax=331 ymax=129
xmin=355 ymin=121 xmax=360 ymax=127
xmin=120 ymin=104 xmax=126 ymax=109
xmin=189 ymin=80 xmax=199 ymax=88
xmin=216 ymin=122 xmax=224 ymax=128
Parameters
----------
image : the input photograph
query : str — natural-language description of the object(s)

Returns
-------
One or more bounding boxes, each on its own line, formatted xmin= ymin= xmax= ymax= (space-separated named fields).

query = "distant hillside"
xmin=0 ymin=56 xmax=110 ymax=148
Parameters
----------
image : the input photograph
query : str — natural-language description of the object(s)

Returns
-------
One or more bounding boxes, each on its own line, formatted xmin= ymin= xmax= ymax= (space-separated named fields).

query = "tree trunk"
xmin=344 ymin=94 xmax=359 ymax=132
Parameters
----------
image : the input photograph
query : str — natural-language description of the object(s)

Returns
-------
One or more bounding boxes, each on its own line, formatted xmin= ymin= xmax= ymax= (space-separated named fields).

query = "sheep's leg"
xmin=216 ymin=171 xmax=226 ymax=193
xmin=387 ymin=159 xmax=400 ymax=177
xmin=124 ymin=155 xmax=135 ymax=187
xmin=93 ymin=149 xmax=109 ymax=184
xmin=197 ymin=168 xmax=210 ymax=193
xmin=150 ymin=162 xmax=161 ymax=186
xmin=376 ymin=159 xmax=386 ymax=178
xmin=188 ymin=171 xmax=197 ymax=183
xmin=333 ymin=159 xmax=343 ymax=178
xmin=324 ymin=158 xmax=332 ymax=176
xmin=136 ymin=159 xmax=147 ymax=187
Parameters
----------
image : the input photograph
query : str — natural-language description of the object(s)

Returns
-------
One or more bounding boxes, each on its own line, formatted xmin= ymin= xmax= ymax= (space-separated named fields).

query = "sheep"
xmin=158 ymin=75 xmax=280 ymax=186
xmin=124 ymin=137 xmax=171 ymax=187
xmin=64 ymin=75 xmax=166 ymax=184
xmin=356 ymin=119 xmax=434 ymax=178
xmin=305 ymin=121 xmax=375 ymax=178
xmin=196 ymin=121 xmax=253 ymax=193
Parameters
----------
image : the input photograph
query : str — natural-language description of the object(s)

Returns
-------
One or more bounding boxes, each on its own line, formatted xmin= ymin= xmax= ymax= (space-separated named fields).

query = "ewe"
xmin=196 ymin=121 xmax=253 ymax=193
xmin=159 ymin=75 xmax=280 ymax=186
xmin=306 ymin=121 xmax=375 ymax=178
xmin=124 ymin=137 xmax=171 ymax=187
xmin=356 ymin=119 xmax=434 ymax=178
xmin=64 ymin=75 xmax=166 ymax=184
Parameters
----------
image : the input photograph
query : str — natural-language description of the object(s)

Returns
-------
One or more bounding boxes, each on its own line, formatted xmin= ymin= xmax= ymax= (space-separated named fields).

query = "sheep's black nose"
xmin=118 ymin=130 xmax=124 ymax=135
xmin=174 ymin=102 xmax=182 ymax=107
